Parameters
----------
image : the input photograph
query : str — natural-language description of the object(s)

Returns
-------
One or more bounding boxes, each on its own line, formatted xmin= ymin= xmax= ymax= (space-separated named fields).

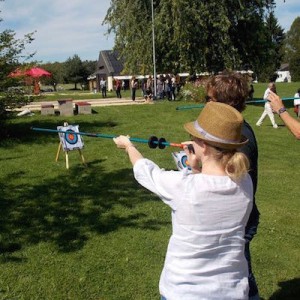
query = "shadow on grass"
xmin=269 ymin=278 xmax=300 ymax=300
xmin=0 ymin=159 xmax=169 ymax=257
xmin=0 ymin=118 xmax=118 ymax=146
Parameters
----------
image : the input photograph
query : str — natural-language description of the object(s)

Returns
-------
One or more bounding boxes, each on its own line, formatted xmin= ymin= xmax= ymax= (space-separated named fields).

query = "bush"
xmin=178 ymin=81 xmax=206 ymax=103
xmin=0 ymin=87 xmax=32 ymax=120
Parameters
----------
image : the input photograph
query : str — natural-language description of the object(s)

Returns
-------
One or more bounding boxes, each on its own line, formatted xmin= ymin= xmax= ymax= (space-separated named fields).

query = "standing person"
xmin=248 ymin=84 xmax=254 ymax=100
xmin=256 ymin=82 xmax=278 ymax=128
xmin=115 ymin=79 xmax=122 ymax=98
xmin=205 ymin=72 xmax=260 ymax=300
xmin=165 ymin=75 xmax=172 ymax=101
xmin=171 ymin=75 xmax=176 ymax=101
xmin=293 ymin=88 xmax=300 ymax=118
xmin=145 ymin=75 xmax=153 ymax=101
xmin=131 ymin=76 xmax=138 ymax=101
xmin=100 ymin=77 xmax=107 ymax=98
xmin=268 ymin=90 xmax=300 ymax=139
xmin=157 ymin=75 xmax=164 ymax=99
xmin=114 ymin=102 xmax=253 ymax=300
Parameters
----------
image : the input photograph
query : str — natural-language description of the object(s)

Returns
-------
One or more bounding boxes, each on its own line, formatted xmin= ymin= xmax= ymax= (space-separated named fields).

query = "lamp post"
xmin=151 ymin=0 xmax=157 ymax=99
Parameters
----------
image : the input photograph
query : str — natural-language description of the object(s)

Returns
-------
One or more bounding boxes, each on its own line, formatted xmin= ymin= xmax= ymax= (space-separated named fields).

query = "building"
xmin=88 ymin=50 xmax=125 ymax=92
xmin=275 ymin=63 xmax=291 ymax=83
xmin=87 ymin=50 xmax=255 ymax=92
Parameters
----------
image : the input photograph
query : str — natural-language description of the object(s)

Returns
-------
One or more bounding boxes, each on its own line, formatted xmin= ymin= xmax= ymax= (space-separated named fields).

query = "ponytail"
xmin=225 ymin=152 xmax=249 ymax=182
xmin=210 ymin=146 xmax=249 ymax=182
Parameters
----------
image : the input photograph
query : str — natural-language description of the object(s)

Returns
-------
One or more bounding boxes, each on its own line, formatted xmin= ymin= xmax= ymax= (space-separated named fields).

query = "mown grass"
xmin=30 ymin=81 xmax=300 ymax=103
xmin=0 ymin=89 xmax=300 ymax=299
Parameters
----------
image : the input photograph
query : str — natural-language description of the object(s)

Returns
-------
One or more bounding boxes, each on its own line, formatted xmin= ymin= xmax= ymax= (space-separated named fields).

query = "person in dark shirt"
xmin=205 ymin=72 xmax=260 ymax=300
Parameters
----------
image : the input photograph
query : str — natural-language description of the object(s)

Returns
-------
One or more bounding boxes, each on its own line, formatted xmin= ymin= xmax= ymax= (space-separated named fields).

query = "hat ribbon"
xmin=193 ymin=121 xmax=238 ymax=144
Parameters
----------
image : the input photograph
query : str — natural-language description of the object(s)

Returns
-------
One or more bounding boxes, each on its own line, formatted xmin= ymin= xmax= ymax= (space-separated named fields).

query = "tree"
xmin=41 ymin=62 xmax=67 ymax=90
xmin=258 ymin=11 xmax=285 ymax=81
xmin=103 ymin=0 xmax=284 ymax=79
xmin=283 ymin=17 xmax=300 ymax=81
xmin=64 ymin=54 xmax=89 ymax=90
xmin=0 ymin=7 xmax=35 ymax=127
xmin=0 ymin=29 xmax=35 ymax=90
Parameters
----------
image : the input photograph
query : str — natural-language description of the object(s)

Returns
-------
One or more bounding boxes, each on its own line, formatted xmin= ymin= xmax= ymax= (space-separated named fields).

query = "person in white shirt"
xmin=114 ymin=102 xmax=253 ymax=300
xmin=293 ymin=88 xmax=300 ymax=118
xmin=100 ymin=78 xmax=107 ymax=98
xmin=256 ymin=82 xmax=278 ymax=128
xmin=268 ymin=90 xmax=300 ymax=139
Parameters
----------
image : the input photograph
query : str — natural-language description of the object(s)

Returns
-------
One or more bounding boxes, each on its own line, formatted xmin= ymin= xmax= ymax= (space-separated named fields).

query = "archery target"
xmin=171 ymin=151 xmax=192 ymax=173
xmin=57 ymin=125 xmax=84 ymax=151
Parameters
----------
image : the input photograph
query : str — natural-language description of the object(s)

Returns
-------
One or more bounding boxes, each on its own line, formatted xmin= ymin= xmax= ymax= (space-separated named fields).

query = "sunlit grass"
xmin=0 ymin=99 xmax=299 ymax=299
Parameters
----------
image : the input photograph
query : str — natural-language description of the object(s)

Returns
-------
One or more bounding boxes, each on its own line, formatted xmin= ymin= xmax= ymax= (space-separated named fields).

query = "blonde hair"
xmin=209 ymin=145 xmax=249 ymax=182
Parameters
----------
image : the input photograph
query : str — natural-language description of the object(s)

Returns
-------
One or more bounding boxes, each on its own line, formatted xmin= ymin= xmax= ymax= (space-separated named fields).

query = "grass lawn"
xmin=26 ymin=81 xmax=300 ymax=103
xmin=0 ymin=86 xmax=299 ymax=299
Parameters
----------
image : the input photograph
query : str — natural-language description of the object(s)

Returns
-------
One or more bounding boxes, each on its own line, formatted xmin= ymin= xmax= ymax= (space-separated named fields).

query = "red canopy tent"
xmin=8 ymin=67 xmax=52 ymax=95
xmin=26 ymin=67 xmax=52 ymax=94
xmin=8 ymin=68 xmax=27 ymax=78
xmin=25 ymin=67 xmax=51 ymax=78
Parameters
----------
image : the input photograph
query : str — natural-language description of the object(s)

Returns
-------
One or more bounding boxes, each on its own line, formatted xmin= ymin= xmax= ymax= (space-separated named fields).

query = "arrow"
xmin=31 ymin=127 xmax=184 ymax=150
xmin=176 ymin=97 xmax=300 ymax=111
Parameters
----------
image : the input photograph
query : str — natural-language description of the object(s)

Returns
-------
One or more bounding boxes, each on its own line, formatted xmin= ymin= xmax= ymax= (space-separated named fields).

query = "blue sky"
xmin=1 ymin=0 xmax=299 ymax=63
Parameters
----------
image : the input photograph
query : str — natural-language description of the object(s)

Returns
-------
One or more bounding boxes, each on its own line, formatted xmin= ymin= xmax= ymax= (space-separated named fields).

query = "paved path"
xmin=18 ymin=96 xmax=150 ymax=112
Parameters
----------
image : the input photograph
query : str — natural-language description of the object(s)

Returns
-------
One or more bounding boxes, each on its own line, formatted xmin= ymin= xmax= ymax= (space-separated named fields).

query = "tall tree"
xmin=283 ymin=17 xmax=300 ymax=81
xmin=103 ymin=0 xmax=284 ymax=79
xmin=64 ymin=54 xmax=88 ymax=90
xmin=0 ymin=7 xmax=35 ymax=126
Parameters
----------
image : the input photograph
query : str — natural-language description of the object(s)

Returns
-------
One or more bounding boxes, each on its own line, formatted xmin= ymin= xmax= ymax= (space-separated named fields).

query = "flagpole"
xmin=151 ymin=0 xmax=157 ymax=99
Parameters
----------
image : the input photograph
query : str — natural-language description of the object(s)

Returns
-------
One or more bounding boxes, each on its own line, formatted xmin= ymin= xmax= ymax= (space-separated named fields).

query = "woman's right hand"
xmin=182 ymin=141 xmax=202 ymax=172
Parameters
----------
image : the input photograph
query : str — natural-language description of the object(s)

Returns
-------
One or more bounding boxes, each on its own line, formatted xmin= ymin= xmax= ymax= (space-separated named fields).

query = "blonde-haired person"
xmin=256 ymin=82 xmax=278 ymax=128
xmin=114 ymin=102 xmax=253 ymax=300
xmin=205 ymin=72 xmax=260 ymax=300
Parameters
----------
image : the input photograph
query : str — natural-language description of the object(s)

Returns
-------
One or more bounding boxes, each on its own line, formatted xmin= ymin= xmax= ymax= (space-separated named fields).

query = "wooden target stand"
xmin=55 ymin=122 xmax=87 ymax=169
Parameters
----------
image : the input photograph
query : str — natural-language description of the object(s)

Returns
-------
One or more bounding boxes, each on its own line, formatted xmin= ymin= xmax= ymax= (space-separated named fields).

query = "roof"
xmin=278 ymin=63 xmax=289 ymax=71
xmin=95 ymin=50 xmax=124 ymax=76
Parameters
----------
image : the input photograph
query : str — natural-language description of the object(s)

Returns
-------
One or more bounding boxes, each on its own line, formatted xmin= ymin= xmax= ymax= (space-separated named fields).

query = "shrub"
xmin=178 ymin=81 xmax=206 ymax=103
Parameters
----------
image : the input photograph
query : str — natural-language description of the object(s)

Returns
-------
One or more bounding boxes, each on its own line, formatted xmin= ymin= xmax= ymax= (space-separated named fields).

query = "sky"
xmin=1 ymin=0 xmax=300 ymax=64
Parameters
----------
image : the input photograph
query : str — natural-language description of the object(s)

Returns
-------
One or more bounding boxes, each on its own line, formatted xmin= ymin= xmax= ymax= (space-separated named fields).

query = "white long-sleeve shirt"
xmin=133 ymin=159 xmax=253 ymax=300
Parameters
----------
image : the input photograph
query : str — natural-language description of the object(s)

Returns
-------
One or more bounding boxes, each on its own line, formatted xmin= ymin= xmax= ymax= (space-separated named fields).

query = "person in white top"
xmin=114 ymin=102 xmax=253 ymax=300
xmin=268 ymin=90 xmax=300 ymax=139
xmin=293 ymin=88 xmax=300 ymax=118
xmin=256 ymin=82 xmax=278 ymax=128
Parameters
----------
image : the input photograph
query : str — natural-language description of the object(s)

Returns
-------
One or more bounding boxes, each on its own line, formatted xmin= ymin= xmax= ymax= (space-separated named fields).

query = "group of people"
xmin=114 ymin=72 xmax=261 ymax=299
xmin=111 ymin=72 xmax=300 ymax=299
xmin=131 ymin=74 xmax=181 ymax=102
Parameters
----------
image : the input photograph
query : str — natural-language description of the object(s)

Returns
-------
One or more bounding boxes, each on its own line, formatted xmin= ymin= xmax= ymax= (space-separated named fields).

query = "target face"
xmin=171 ymin=151 xmax=192 ymax=173
xmin=181 ymin=155 xmax=189 ymax=169
xmin=57 ymin=125 xmax=84 ymax=151
xmin=65 ymin=130 xmax=78 ymax=144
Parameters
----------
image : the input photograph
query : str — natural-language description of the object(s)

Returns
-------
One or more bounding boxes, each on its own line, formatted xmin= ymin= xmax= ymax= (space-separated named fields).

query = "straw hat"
xmin=184 ymin=102 xmax=248 ymax=149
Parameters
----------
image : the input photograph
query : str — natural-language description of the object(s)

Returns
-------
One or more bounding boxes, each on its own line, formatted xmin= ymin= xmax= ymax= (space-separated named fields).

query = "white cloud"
xmin=0 ymin=0 xmax=114 ymax=62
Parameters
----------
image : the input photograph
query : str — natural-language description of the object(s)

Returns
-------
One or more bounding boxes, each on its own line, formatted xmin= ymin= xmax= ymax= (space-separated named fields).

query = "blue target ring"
xmin=65 ymin=130 xmax=78 ymax=144
xmin=181 ymin=155 xmax=191 ymax=170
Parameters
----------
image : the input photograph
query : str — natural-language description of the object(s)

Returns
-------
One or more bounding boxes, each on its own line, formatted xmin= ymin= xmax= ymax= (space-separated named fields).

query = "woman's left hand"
xmin=113 ymin=135 xmax=133 ymax=150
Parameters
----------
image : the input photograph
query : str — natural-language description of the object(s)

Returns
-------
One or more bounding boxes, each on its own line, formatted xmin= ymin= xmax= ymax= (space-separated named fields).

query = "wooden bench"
xmin=75 ymin=102 xmax=92 ymax=115
xmin=41 ymin=103 xmax=55 ymax=115
xmin=58 ymin=99 xmax=73 ymax=116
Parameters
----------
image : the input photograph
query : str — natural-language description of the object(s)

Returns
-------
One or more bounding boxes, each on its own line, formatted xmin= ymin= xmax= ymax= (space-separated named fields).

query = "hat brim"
xmin=184 ymin=122 xmax=249 ymax=150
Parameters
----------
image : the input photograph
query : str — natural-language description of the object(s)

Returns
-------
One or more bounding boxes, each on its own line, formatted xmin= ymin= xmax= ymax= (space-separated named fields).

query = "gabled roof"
xmin=95 ymin=50 xmax=124 ymax=76
xmin=278 ymin=63 xmax=289 ymax=71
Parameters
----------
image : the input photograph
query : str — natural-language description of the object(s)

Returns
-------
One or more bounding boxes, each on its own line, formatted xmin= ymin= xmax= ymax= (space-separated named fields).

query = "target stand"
xmin=56 ymin=123 xmax=86 ymax=169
